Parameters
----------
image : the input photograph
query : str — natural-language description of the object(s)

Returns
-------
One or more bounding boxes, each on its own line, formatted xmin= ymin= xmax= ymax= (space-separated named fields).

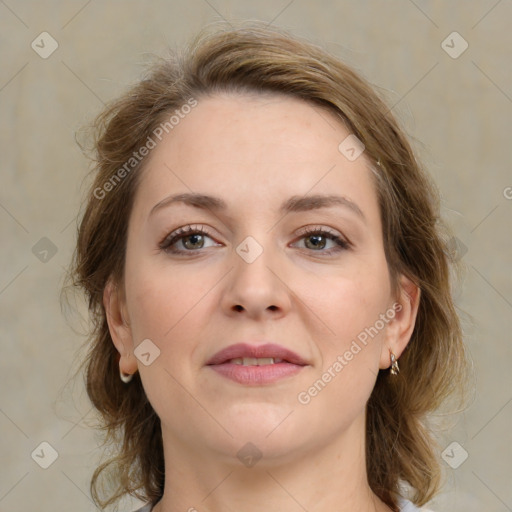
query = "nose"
xmin=220 ymin=238 xmax=292 ymax=320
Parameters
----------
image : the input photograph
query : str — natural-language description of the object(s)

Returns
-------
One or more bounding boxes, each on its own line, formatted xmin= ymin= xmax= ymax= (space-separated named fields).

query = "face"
xmin=108 ymin=92 xmax=415 ymax=464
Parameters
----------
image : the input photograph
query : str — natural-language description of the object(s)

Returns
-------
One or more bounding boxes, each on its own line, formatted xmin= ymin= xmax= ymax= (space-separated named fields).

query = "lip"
xmin=206 ymin=343 xmax=309 ymax=386
xmin=206 ymin=343 xmax=308 ymax=366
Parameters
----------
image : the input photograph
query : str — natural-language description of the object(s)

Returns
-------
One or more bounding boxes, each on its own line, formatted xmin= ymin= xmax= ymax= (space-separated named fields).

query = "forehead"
xmin=132 ymin=92 xmax=379 ymax=221
xmin=159 ymin=92 xmax=349 ymax=168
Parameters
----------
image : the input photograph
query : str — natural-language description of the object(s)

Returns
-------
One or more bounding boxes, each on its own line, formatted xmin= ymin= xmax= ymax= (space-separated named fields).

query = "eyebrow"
xmin=149 ymin=192 xmax=366 ymax=222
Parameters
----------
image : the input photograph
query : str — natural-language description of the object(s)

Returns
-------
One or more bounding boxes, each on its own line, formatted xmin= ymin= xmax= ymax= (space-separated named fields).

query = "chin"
xmin=208 ymin=404 xmax=311 ymax=462
xmin=209 ymin=433 xmax=309 ymax=470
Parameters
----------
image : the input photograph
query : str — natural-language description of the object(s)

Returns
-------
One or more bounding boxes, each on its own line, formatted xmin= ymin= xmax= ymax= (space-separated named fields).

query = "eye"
xmin=159 ymin=224 xmax=351 ymax=256
xmin=292 ymin=226 xmax=351 ymax=255
xmin=159 ymin=225 xmax=220 ymax=254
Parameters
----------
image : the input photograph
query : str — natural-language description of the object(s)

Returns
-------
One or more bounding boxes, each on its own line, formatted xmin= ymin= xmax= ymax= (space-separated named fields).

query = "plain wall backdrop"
xmin=1 ymin=1 xmax=511 ymax=511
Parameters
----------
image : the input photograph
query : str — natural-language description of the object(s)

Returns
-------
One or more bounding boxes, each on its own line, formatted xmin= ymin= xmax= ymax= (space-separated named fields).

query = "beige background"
xmin=1 ymin=1 xmax=511 ymax=511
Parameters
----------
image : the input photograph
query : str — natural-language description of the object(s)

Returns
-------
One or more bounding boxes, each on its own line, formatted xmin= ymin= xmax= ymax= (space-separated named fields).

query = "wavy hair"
xmin=66 ymin=20 xmax=469 ymax=511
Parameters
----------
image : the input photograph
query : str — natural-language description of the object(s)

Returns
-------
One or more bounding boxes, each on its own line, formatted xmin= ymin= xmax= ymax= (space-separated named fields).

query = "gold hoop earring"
xmin=390 ymin=351 xmax=400 ymax=376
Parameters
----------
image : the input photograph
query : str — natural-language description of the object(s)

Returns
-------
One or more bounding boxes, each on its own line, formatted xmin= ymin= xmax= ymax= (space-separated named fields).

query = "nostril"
xmin=231 ymin=305 xmax=277 ymax=312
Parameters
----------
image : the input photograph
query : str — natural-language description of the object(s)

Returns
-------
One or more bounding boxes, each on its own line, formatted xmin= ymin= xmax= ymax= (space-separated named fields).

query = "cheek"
xmin=123 ymin=267 xmax=203 ymax=407
xmin=124 ymin=275 xmax=169 ymax=343
xmin=296 ymin=277 xmax=390 ymax=425
xmin=304 ymin=261 xmax=391 ymax=389
xmin=302 ymin=263 xmax=391 ymax=338
xmin=123 ymin=257 xmax=220 ymax=355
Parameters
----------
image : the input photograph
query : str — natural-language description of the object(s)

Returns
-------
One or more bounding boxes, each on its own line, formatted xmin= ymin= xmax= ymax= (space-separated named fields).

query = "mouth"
xmin=225 ymin=357 xmax=287 ymax=365
xmin=206 ymin=343 xmax=308 ymax=385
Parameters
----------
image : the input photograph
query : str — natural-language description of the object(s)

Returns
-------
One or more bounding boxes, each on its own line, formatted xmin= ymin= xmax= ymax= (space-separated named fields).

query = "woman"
xmin=69 ymin=21 xmax=467 ymax=512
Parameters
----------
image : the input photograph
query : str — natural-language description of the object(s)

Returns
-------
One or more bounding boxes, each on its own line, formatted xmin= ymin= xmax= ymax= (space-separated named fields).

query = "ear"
xmin=103 ymin=279 xmax=138 ymax=376
xmin=379 ymin=274 xmax=421 ymax=370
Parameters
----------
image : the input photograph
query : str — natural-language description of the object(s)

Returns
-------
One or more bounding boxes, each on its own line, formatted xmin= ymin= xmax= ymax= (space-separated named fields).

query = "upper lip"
xmin=206 ymin=343 xmax=308 ymax=366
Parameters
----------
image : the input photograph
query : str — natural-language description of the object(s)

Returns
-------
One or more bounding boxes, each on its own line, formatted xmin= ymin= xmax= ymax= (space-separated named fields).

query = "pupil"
xmin=185 ymin=234 xmax=203 ymax=249
xmin=307 ymin=235 xmax=325 ymax=249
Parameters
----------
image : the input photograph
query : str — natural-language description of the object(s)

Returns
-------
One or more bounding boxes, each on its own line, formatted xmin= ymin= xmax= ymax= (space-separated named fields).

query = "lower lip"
xmin=208 ymin=362 xmax=305 ymax=385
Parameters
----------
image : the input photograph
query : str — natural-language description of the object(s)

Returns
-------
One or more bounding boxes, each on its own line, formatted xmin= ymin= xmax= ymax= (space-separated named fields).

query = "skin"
xmin=104 ymin=92 xmax=420 ymax=512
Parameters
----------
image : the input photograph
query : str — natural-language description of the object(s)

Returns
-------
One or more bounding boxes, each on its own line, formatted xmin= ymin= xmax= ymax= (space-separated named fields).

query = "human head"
xmin=69 ymin=20 xmax=467 ymax=511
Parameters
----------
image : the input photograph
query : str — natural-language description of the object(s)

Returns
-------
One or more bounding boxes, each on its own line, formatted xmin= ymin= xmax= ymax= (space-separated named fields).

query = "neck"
xmin=152 ymin=415 xmax=392 ymax=512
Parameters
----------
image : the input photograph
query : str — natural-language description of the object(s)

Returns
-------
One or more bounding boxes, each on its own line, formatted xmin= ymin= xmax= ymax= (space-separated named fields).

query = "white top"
xmin=134 ymin=505 xmax=152 ymax=512
xmin=134 ymin=498 xmax=433 ymax=511
xmin=399 ymin=497 xmax=434 ymax=511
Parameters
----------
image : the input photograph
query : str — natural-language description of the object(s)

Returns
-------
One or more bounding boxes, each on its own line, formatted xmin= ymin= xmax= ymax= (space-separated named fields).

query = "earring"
xmin=120 ymin=367 xmax=134 ymax=384
xmin=390 ymin=351 xmax=400 ymax=376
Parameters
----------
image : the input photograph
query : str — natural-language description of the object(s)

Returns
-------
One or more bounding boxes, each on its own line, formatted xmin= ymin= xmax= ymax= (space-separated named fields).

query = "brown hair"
xmin=67 ymin=20 xmax=468 ymax=511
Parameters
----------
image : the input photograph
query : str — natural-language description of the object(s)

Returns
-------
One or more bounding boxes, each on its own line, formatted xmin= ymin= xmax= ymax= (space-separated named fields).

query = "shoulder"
xmin=132 ymin=500 xmax=435 ymax=512
xmin=399 ymin=497 xmax=436 ymax=511
xmin=133 ymin=500 xmax=434 ymax=512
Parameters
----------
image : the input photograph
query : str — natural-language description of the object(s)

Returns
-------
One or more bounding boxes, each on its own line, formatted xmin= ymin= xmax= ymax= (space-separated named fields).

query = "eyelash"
xmin=158 ymin=225 xmax=351 ymax=256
